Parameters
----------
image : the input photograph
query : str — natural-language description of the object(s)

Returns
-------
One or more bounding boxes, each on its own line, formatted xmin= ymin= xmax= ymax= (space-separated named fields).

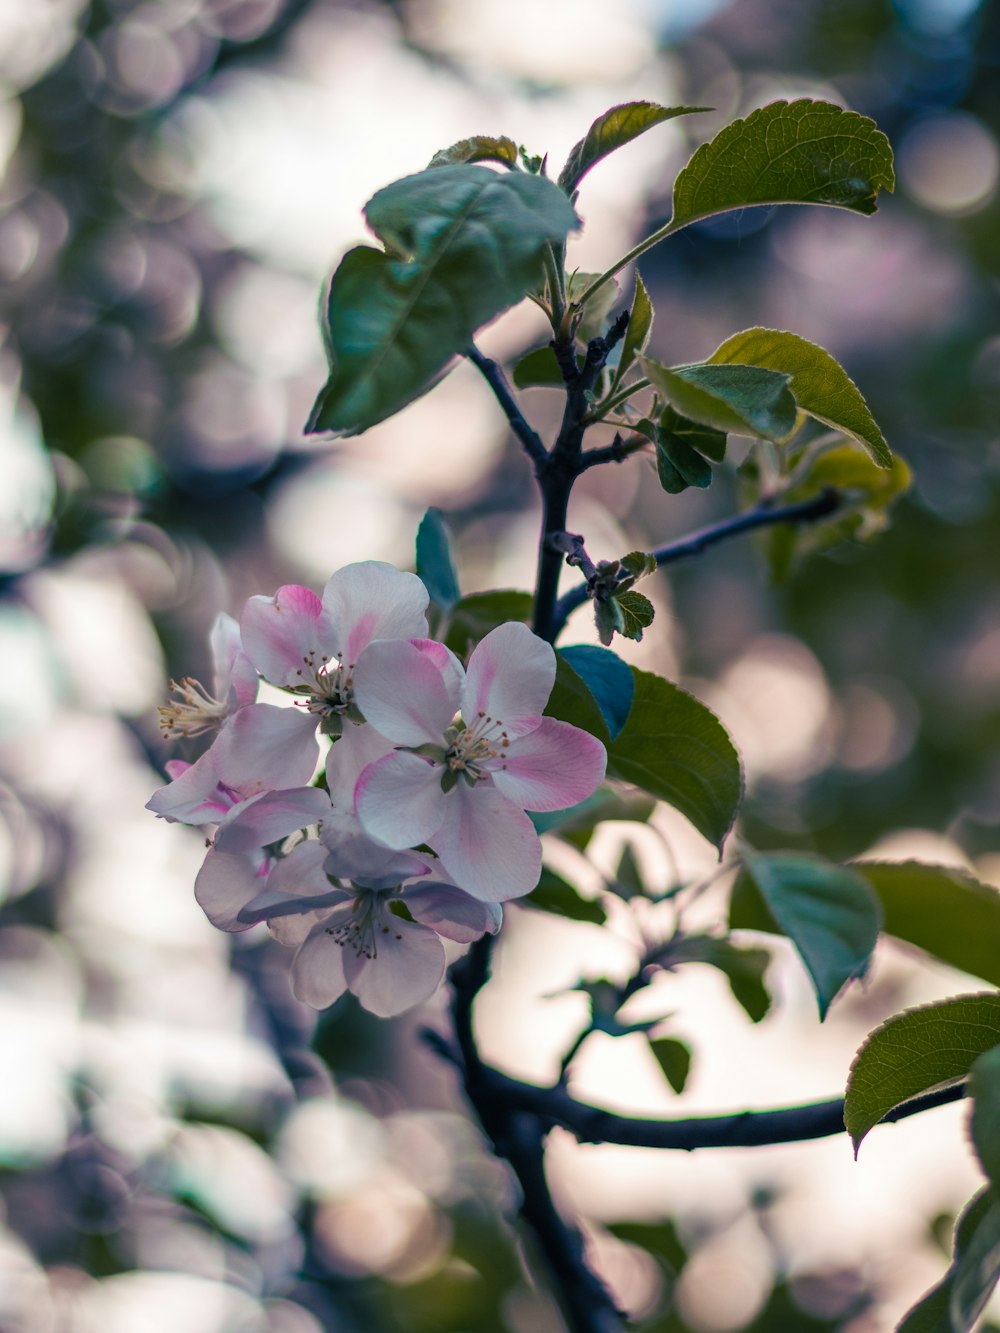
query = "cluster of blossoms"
xmin=148 ymin=562 xmax=607 ymax=1016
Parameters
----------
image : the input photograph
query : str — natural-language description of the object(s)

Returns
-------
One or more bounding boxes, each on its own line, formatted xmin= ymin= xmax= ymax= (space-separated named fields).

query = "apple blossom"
xmin=240 ymin=560 xmax=429 ymax=734
xmin=352 ymin=621 xmax=607 ymax=901
xmin=157 ymin=612 xmax=258 ymax=739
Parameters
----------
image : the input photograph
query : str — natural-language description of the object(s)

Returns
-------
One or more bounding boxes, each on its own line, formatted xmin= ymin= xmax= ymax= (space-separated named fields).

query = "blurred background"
xmin=2 ymin=0 xmax=1000 ymax=1328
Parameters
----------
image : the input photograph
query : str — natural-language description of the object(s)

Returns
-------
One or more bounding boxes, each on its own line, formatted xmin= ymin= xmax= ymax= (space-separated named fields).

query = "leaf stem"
xmin=466 ymin=342 xmax=548 ymax=467
xmin=573 ymin=220 xmax=682 ymax=311
xmin=585 ymin=377 xmax=650 ymax=424
xmin=550 ymin=487 xmax=843 ymax=639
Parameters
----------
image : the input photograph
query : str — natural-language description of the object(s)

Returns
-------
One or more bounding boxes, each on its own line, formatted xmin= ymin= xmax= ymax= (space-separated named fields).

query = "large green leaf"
xmin=639 ymin=357 xmax=797 ymax=441
xmin=897 ymin=1189 xmax=997 ymax=1333
xmin=559 ymin=645 xmax=635 ymax=740
xmin=707 ymin=327 xmax=891 ymax=468
xmin=558 ymin=102 xmax=706 ymax=194
xmin=444 ymin=589 xmax=533 ymax=659
xmin=853 ymin=861 xmax=1000 ymax=989
xmin=307 ymin=165 xmax=579 ymax=435
xmin=544 ymin=652 xmax=611 ymax=745
xmin=730 ymin=852 xmax=881 ymax=1019
xmin=671 ymin=99 xmax=894 ymax=229
xmin=971 ymin=1045 xmax=1000 ymax=1197
xmin=845 ymin=993 xmax=1000 ymax=1153
xmin=606 ymin=668 xmax=743 ymax=851
xmin=415 ymin=508 xmax=461 ymax=611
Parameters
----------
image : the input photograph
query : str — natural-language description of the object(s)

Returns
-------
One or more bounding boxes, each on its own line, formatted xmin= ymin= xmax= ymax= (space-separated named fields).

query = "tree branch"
xmin=447 ymin=939 xmax=626 ymax=1332
xmin=550 ymin=487 xmax=843 ymax=639
xmin=466 ymin=342 xmax=548 ymax=468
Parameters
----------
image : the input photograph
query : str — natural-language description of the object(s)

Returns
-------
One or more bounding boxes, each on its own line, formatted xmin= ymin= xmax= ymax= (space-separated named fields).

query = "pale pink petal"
xmin=491 ymin=718 xmax=607 ymax=812
xmin=146 ymin=747 xmax=236 ymax=824
xmin=214 ymin=787 xmax=331 ymax=853
xmin=355 ymin=751 xmax=447 ymax=848
xmin=241 ymin=843 xmax=348 ymax=938
xmin=209 ymin=612 xmax=258 ymax=708
xmin=290 ymin=917 xmax=350 ymax=1008
xmin=240 ymin=585 xmax=324 ymax=687
xmin=343 ymin=917 xmax=445 ymax=1017
xmin=324 ymin=724 xmax=398 ymax=809
xmin=322 ymin=825 xmax=431 ymax=888
xmin=194 ymin=848 xmax=268 ymax=931
xmin=352 ymin=638 xmax=461 ymax=745
xmin=405 ymin=882 xmax=503 ymax=942
xmin=431 ymin=783 xmax=542 ymax=902
xmin=321 ymin=561 xmax=429 ymax=666
xmin=462 ymin=622 xmax=554 ymax=738
xmin=213 ymin=703 xmax=318 ymax=795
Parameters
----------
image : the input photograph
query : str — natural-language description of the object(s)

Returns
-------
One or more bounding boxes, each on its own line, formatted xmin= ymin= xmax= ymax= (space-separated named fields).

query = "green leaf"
xmin=607 ymin=668 xmax=743 ymax=851
xmin=527 ymin=867 xmax=607 ymax=925
xmin=971 ymin=1045 xmax=1000 ymax=1196
xmin=614 ymin=589 xmax=654 ymax=642
xmin=667 ymin=936 xmax=772 ymax=1023
xmin=897 ymin=1190 xmax=996 ymax=1333
xmin=852 ymin=862 xmax=1000 ymax=989
xmin=545 ymin=653 xmax=611 ymax=745
xmin=708 ymin=327 xmax=890 ymax=468
xmin=559 ymin=644 xmax=635 ymax=740
xmin=649 ymin=1036 xmax=693 ymax=1093
xmin=671 ymin=99 xmax=894 ymax=230
xmin=415 ymin=508 xmax=460 ymax=611
xmin=951 ymin=1192 xmax=1000 ymax=1332
xmin=558 ymin=102 xmax=708 ymax=195
xmin=655 ymin=414 xmax=717 ymax=493
xmin=844 ymin=993 xmax=1000 ymax=1153
xmin=567 ymin=271 xmax=621 ymax=342
xmin=731 ymin=852 xmax=881 ymax=1019
xmin=611 ymin=272 xmax=654 ymax=390
xmin=444 ymin=590 xmax=533 ymax=659
xmin=428 ymin=135 xmax=519 ymax=169
xmin=307 ymin=165 xmax=580 ymax=435
xmin=660 ymin=405 xmax=727 ymax=462
xmin=529 ymin=789 xmax=655 ymax=847
xmin=512 ymin=344 xmax=568 ymax=389
xmin=640 ymin=357 xmax=797 ymax=442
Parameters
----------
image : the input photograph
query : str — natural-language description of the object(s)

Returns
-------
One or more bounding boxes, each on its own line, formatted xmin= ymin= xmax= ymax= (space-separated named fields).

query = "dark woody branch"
xmin=466 ymin=342 xmax=548 ymax=468
xmin=550 ymin=486 xmax=843 ymax=639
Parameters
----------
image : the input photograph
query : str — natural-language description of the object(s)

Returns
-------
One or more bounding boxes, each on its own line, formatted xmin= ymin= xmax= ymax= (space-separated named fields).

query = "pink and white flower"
xmin=157 ymin=612 xmax=258 ymax=739
xmin=352 ymin=621 xmax=607 ymax=902
xmin=240 ymin=561 xmax=429 ymax=732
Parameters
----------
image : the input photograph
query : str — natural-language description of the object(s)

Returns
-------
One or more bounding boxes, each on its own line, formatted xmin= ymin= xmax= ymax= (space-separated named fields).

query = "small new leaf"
xmin=428 ymin=135 xmax=519 ymax=169
xmin=671 ymin=99 xmax=894 ymax=230
xmin=559 ymin=102 xmax=708 ymax=195
xmin=649 ymin=1036 xmax=693 ymax=1094
xmin=415 ymin=508 xmax=461 ymax=611
xmin=613 ymin=589 xmax=654 ymax=643
xmin=611 ymin=272 xmax=654 ymax=390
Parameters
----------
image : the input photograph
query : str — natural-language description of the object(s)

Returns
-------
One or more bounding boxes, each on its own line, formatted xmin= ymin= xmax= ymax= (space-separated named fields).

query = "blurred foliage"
xmin=3 ymin=0 xmax=1000 ymax=1329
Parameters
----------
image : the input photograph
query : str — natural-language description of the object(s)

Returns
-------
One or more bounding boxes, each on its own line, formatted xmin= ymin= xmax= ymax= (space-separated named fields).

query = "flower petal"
xmin=241 ymin=585 xmax=325 ymax=687
xmin=213 ymin=703 xmax=319 ymax=795
xmin=194 ymin=848 xmax=267 ymax=931
xmin=146 ymin=747 xmax=234 ymax=824
xmin=290 ymin=917 xmax=350 ymax=1008
xmin=491 ymin=717 xmax=607 ymax=811
xmin=353 ymin=638 xmax=462 ymax=745
xmin=462 ymin=622 xmax=554 ymax=738
xmin=324 ymin=724 xmax=397 ymax=810
xmin=239 ymin=841 xmax=346 ymax=941
xmin=343 ymin=917 xmax=445 ymax=1017
xmin=214 ymin=787 xmax=331 ymax=854
xmin=431 ymin=783 xmax=542 ymax=902
xmin=321 ymin=561 xmax=429 ymax=666
xmin=405 ymin=882 xmax=503 ymax=942
xmin=210 ymin=611 xmax=258 ymax=708
xmin=355 ymin=751 xmax=447 ymax=848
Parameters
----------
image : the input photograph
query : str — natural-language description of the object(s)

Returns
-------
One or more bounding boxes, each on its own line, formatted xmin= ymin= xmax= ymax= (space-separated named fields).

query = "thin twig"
xmin=550 ymin=487 xmax=842 ymax=638
xmin=466 ymin=342 xmax=548 ymax=468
